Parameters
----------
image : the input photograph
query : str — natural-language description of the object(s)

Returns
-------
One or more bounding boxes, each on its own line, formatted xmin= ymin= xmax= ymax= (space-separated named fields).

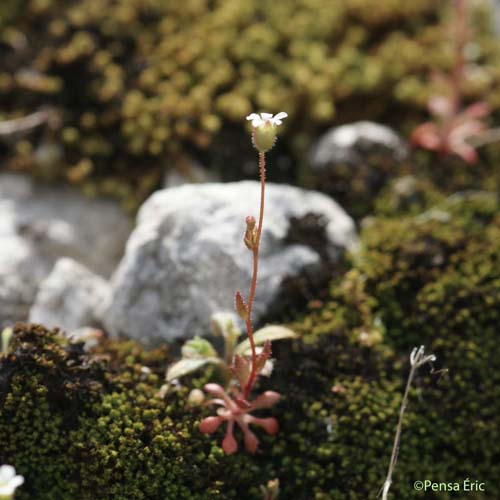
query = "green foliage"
xmin=1 ymin=0 xmax=498 ymax=207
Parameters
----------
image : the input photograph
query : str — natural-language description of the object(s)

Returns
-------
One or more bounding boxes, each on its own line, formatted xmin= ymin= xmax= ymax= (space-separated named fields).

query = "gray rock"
xmin=29 ymin=258 xmax=110 ymax=332
xmin=308 ymin=121 xmax=409 ymax=218
xmin=1 ymin=174 xmax=132 ymax=277
xmin=104 ymin=181 xmax=357 ymax=343
xmin=310 ymin=121 xmax=408 ymax=170
xmin=0 ymin=173 xmax=132 ymax=328
xmin=0 ymin=235 xmax=51 ymax=328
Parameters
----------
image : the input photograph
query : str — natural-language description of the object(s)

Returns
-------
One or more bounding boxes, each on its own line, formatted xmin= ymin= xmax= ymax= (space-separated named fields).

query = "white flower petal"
xmin=0 ymin=465 xmax=15 ymax=483
xmin=10 ymin=476 xmax=24 ymax=489
xmin=274 ymin=112 xmax=288 ymax=121
xmin=247 ymin=111 xmax=287 ymax=129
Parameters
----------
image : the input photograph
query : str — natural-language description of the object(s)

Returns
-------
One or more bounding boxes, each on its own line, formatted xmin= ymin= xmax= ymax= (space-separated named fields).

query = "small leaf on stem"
xmin=166 ymin=358 xmax=220 ymax=382
xmin=231 ymin=354 xmax=252 ymax=388
xmin=235 ymin=325 xmax=297 ymax=355
xmin=235 ymin=290 xmax=249 ymax=321
xmin=181 ymin=336 xmax=218 ymax=359
xmin=255 ymin=340 xmax=272 ymax=373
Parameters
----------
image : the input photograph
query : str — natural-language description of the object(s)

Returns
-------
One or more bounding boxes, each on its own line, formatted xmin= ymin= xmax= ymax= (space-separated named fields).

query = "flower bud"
xmin=245 ymin=216 xmax=256 ymax=229
xmin=244 ymin=216 xmax=257 ymax=250
xmin=252 ymin=123 xmax=277 ymax=153
xmin=188 ymin=388 xmax=205 ymax=406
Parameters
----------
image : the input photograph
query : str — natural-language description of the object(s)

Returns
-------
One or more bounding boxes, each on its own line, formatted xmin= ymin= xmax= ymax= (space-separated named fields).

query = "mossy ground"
xmin=1 ymin=0 xmax=500 ymax=208
xmin=1 ymin=179 xmax=498 ymax=498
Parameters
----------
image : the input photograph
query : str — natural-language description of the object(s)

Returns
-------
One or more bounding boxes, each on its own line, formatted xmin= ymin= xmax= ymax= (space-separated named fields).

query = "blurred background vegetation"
xmin=1 ymin=0 xmax=499 ymax=210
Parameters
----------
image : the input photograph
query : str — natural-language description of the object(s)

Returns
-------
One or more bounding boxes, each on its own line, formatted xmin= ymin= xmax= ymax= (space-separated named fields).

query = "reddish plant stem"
xmin=243 ymin=152 xmax=266 ymax=399
xmin=452 ymin=0 xmax=467 ymax=112
xmin=442 ymin=0 xmax=467 ymax=153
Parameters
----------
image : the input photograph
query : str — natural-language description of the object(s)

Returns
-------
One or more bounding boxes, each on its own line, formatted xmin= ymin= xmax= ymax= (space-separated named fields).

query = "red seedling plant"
xmin=411 ymin=0 xmax=491 ymax=164
xmin=199 ymin=112 xmax=288 ymax=455
xmin=411 ymin=91 xmax=489 ymax=165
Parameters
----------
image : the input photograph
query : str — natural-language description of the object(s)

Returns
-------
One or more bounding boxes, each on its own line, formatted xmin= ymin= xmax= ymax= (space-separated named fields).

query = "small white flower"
xmin=410 ymin=345 xmax=436 ymax=367
xmin=246 ymin=112 xmax=288 ymax=128
xmin=0 ymin=465 xmax=24 ymax=499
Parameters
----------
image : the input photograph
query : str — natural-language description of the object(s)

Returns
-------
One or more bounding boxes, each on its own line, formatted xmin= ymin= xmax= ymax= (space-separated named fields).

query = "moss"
xmin=355 ymin=190 xmax=500 ymax=347
xmin=0 ymin=322 xmax=410 ymax=499
xmin=373 ymin=175 xmax=445 ymax=216
xmin=292 ymin=190 xmax=500 ymax=498
xmin=1 ymin=0 xmax=499 ymax=208
xmin=0 ymin=324 xmax=396 ymax=499
xmin=0 ymin=324 xmax=109 ymax=498
xmin=0 ymin=324 xmax=256 ymax=499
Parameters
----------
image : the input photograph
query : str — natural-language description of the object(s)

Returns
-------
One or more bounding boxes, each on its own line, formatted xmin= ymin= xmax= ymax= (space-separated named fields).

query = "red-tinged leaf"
xmin=199 ymin=416 xmax=223 ymax=434
xmin=231 ymin=354 xmax=251 ymax=388
xmin=449 ymin=119 xmax=486 ymax=143
xmin=462 ymin=101 xmax=490 ymax=120
xmin=250 ymin=391 xmax=281 ymax=410
xmin=411 ymin=123 xmax=442 ymax=151
xmin=222 ymin=422 xmax=238 ymax=455
xmin=204 ymin=383 xmax=226 ymax=397
xmin=243 ymin=428 xmax=259 ymax=454
xmin=234 ymin=396 xmax=252 ymax=410
xmin=256 ymin=340 xmax=272 ymax=373
xmin=451 ymin=141 xmax=479 ymax=164
xmin=256 ymin=417 xmax=279 ymax=435
xmin=246 ymin=414 xmax=280 ymax=435
xmin=235 ymin=290 xmax=248 ymax=320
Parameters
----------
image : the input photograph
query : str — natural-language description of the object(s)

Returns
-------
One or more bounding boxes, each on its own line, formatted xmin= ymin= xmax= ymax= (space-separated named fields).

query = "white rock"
xmin=104 ymin=181 xmax=357 ymax=343
xmin=29 ymin=258 xmax=110 ymax=332
xmin=310 ymin=121 xmax=408 ymax=169
xmin=0 ymin=235 xmax=51 ymax=327
xmin=0 ymin=173 xmax=132 ymax=328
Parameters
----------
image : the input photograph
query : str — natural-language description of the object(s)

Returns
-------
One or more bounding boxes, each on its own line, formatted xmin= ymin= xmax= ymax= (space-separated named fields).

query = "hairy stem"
xmin=381 ymin=365 xmax=416 ymax=500
xmin=442 ymin=0 xmax=467 ymax=151
xmin=243 ymin=152 xmax=266 ymax=399
xmin=381 ymin=344 xmax=436 ymax=500
xmin=452 ymin=0 xmax=467 ymax=112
